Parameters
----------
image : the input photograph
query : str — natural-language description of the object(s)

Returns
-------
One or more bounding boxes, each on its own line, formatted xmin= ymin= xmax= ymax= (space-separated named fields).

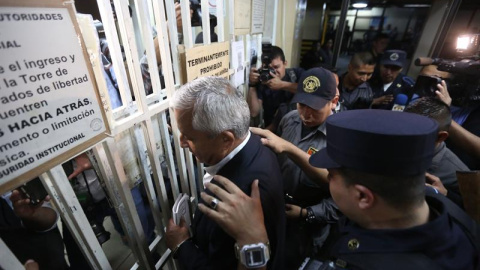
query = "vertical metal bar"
xmin=228 ymin=0 xmax=235 ymax=40
xmin=133 ymin=0 xmax=163 ymax=97
xmin=101 ymin=139 xmax=155 ymax=269
xmin=320 ymin=2 xmax=327 ymax=44
xmin=40 ymin=166 xmax=112 ymax=270
xmin=157 ymin=112 xmax=181 ymax=198
xmin=181 ymin=0 xmax=194 ymax=48
xmin=111 ymin=0 xmax=149 ymax=113
xmin=0 ymin=238 xmax=23 ymax=270
xmin=140 ymin=119 xmax=172 ymax=224
xmin=164 ymin=0 xmax=181 ymax=85
xmin=97 ymin=0 xmax=133 ymax=109
xmin=201 ymin=0 xmax=211 ymax=44
xmin=129 ymin=125 xmax=164 ymax=233
xmin=332 ymin=0 xmax=350 ymax=68
xmin=216 ymin=0 xmax=225 ymax=42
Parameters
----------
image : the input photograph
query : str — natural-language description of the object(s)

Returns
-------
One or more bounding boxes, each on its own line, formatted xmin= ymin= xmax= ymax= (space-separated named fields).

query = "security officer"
xmin=338 ymin=52 xmax=375 ymax=110
xmin=198 ymin=110 xmax=480 ymax=270
xmin=371 ymin=50 xmax=415 ymax=110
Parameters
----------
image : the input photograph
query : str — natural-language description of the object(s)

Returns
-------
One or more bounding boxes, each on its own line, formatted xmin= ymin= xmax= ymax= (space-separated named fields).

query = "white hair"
xmin=170 ymin=77 xmax=250 ymax=138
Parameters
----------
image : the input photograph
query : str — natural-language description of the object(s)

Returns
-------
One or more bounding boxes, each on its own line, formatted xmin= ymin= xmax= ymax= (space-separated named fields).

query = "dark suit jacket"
xmin=371 ymin=74 xmax=414 ymax=110
xmin=177 ymin=134 xmax=286 ymax=270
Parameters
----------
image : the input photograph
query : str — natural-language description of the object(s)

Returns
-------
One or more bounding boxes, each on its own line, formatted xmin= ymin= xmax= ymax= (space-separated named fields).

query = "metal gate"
xmin=0 ymin=0 xmax=271 ymax=268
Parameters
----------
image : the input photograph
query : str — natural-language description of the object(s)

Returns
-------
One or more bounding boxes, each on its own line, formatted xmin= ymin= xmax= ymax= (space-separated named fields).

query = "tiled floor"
xmin=102 ymin=217 xmax=137 ymax=269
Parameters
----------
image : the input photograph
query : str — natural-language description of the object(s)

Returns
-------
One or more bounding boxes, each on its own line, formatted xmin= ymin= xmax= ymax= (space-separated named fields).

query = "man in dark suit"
xmin=371 ymin=50 xmax=415 ymax=110
xmin=166 ymin=76 xmax=285 ymax=269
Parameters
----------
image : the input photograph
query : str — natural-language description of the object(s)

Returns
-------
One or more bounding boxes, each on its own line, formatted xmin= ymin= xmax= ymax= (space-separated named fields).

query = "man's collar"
xmin=203 ymin=132 xmax=251 ymax=186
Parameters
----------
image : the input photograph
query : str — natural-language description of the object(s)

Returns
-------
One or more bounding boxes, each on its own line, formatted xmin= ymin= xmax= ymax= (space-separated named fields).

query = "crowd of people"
xmin=2 ymin=10 xmax=480 ymax=270
xmin=164 ymin=41 xmax=480 ymax=269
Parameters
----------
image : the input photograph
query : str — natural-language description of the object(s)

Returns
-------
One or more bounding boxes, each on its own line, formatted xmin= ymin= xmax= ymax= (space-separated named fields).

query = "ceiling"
xmin=327 ymin=0 xmax=479 ymax=10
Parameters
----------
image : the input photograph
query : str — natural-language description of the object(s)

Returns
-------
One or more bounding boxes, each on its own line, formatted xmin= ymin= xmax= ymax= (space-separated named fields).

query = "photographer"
xmin=248 ymin=46 xmax=303 ymax=132
xmin=338 ymin=52 xmax=375 ymax=110
xmin=419 ymin=63 xmax=480 ymax=170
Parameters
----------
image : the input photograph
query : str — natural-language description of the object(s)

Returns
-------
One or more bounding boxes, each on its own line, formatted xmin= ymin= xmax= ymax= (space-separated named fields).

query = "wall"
xmin=302 ymin=0 xmax=323 ymax=40
xmin=274 ymin=0 xmax=301 ymax=65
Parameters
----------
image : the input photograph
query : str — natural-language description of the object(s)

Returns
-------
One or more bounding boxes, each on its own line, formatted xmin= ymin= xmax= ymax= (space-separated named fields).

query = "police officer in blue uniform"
xmin=371 ymin=50 xmax=415 ymax=110
xmin=198 ymin=109 xmax=480 ymax=270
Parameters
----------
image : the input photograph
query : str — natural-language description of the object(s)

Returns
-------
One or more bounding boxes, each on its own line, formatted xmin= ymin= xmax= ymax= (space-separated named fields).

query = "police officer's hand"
xmin=250 ymin=127 xmax=291 ymax=154
xmin=285 ymin=204 xmax=306 ymax=219
xmin=266 ymin=71 xmax=285 ymax=90
xmin=249 ymin=67 xmax=260 ymax=86
xmin=425 ymin=172 xmax=447 ymax=196
xmin=198 ymin=176 xmax=268 ymax=246
xmin=435 ymin=80 xmax=451 ymax=106
xmin=372 ymin=94 xmax=394 ymax=105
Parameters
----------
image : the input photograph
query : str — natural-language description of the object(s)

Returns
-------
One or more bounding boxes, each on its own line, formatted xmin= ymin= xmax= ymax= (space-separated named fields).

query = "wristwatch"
xmin=234 ymin=242 xmax=271 ymax=269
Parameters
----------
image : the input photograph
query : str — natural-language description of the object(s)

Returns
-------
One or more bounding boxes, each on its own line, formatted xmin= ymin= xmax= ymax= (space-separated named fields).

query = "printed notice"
xmin=231 ymin=41 xmax=245 ymax=87
xmin=0 ymin=7 xmax=106 ymax=186
xmin=185 ymin=41 xmax=230 ymax=82
xmin=251 ymin=0 xmax=265 ymax=34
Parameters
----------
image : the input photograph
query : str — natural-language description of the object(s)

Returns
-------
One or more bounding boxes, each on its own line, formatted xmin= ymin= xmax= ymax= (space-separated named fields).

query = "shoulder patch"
xmin=307 ymin=146 xmax=318 ymax=156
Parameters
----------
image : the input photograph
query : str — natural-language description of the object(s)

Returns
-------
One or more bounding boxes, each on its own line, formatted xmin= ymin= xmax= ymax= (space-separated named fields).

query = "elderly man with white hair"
xmin=166 ymin=77 xmax=286 ymax=270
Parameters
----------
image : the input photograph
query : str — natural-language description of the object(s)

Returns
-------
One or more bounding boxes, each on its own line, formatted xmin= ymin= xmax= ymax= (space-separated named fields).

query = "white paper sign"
xmin=0 ymin=7 xmax=106 ymax=184
xmin=231 ymin=41 xmax=245 ymax=87
xmin=251 ymin=0 xmax=265 ymax=34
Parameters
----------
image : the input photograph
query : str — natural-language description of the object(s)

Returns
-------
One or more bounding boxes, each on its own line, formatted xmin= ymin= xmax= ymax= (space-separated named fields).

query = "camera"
xmin=19 ymin=177 xmax=48 ymax=206
xmin=259 ymin=45 xmax=275 ymax=82
xmin=414 ymin=34 xmax=480 ymax=106
xmin=413 ymin=75 xmax=442 ymax=97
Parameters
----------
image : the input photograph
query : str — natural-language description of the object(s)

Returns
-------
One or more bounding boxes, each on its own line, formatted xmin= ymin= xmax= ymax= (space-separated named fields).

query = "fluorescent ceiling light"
xmin=404 ymin=4 xmax=431 ymax=7
xmin=352 ymin=3 xmax=368 ymax=8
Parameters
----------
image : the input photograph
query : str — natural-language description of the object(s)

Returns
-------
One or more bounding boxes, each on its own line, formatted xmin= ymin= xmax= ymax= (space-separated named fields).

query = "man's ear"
xmin=347 ymin=64 xmax=353 ymax=73
xmin=436 ymin=131 xmax=449 ymax=144
xmin=354 ymin=184 xmax=375 ymax=209
xmin=220 ymin=130 xmax=235 ymax=149
xmin=330 ymin=96 xmax=339 ymax=110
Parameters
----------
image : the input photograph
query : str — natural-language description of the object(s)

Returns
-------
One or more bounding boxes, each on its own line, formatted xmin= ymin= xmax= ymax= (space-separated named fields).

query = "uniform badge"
xmin=307 ymin=146 xmax=318 ymax=156
xmin=347 ymin=238 xmax=360 ymax=250
xmin=303 ymin=76 xmax=321 ymax=93
xmin=390 ymin=53 xmax=399 ymax=61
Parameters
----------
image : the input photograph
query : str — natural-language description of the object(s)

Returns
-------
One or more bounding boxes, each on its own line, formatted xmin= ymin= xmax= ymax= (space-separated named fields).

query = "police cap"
xmin=309 ymin=110 xmax=438 ymax=176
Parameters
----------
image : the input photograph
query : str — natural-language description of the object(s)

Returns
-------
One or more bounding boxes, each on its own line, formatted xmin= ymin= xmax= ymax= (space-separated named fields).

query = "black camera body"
xmin=19 ymin=177 xmax=48 ymax=206
xmin=415 ymin=57 xmax=480 ymax=105
xmin=259 ymin=54 xmax=275 ymax=82
xmin=413 ymin=75 xmax=442 ymax=97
